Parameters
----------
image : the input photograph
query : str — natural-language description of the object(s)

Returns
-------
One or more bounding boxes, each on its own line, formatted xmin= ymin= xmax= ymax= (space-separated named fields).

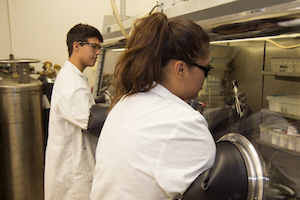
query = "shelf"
xmin=257 ymin=139 xmax=300 ymax=157
xmin=261 ymin=71 xmax=300 ymax=76
xmin=261 ymin=109 xmax=300 ymax=120
xmin=261 ymin=71 xmax=300 ymax=81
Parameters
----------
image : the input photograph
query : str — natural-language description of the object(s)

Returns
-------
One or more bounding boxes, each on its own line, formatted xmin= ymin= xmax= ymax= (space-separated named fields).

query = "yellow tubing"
xmin=110 ymin=0 xmax=129 ymax=39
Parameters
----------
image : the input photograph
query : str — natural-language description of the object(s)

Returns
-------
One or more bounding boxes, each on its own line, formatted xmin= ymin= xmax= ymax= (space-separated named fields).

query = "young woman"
xmin=90 ymin=12 xmax=216 ymax=200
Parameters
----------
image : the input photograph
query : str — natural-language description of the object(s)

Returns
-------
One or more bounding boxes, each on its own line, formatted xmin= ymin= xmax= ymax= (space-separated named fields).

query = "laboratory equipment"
xmin=183 ymin=133 xmax=267 ymax=200
xmin=0 ymin=58 xmax=44 ymax=200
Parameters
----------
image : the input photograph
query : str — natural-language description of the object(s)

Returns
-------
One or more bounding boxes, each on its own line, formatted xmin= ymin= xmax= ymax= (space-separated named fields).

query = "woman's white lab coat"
xmin=90 ymin=84 xmax=216 ymax=200
xmin=44 ymin=61 xmax=97 ymax=200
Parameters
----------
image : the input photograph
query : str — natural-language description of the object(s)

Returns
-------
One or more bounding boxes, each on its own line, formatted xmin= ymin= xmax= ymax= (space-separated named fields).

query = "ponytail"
xmin=111 ymin=12 xmax=169 ymax=109
xmin=110 ymin=12 xmax=210 ymax=110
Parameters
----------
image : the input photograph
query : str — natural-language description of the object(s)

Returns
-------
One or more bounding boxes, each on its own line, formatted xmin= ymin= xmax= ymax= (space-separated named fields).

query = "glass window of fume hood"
xmin=199 ymin=38 xmax=300 ymax=199
xmin=93 ymin=48 xmax=124 ymax=103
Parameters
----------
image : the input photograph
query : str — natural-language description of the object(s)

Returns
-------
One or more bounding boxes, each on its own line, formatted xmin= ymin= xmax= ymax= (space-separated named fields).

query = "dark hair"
xmin=111 ymin=12 xmax=210 ymax=109
xmin=66 ymin=23 xmax=103 ymax=57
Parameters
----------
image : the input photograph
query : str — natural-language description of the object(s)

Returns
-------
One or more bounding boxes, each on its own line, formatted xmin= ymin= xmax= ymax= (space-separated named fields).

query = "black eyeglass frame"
xmin=172 ymin=56 xmax=213 ymax=77
xmin=78 ymin=41 xmax=101 ymax=51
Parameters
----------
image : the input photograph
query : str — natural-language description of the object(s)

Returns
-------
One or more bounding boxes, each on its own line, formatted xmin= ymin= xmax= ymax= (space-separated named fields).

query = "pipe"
xmin=120 ymin=0 xmax=126 ymax=20
xmin=110 ymin=0 xmax=129 ymax=39
xmin=6 ymin=0 xmax=14 ymax=55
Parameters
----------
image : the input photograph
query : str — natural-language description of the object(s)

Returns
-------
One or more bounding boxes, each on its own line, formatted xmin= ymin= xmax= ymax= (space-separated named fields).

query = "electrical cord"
xmin=266 ymin=150 xmax=278 ymax=166
xmin=258 ymin=38 xmax=300 ymax=49
xmin=149 ymin=4 xmax=164 ymax=15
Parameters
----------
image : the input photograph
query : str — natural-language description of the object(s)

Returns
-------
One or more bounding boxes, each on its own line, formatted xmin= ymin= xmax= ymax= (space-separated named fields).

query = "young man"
xmin=44 ymin=24 xmax=103 ymax=200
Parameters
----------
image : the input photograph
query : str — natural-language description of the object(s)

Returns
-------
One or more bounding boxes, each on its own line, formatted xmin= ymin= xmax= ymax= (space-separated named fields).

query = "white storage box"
xmin=267 ymin=95 xmax=300 ymax=116
xmin=199 ymin=76 xmax=222 ymax=96
xmin=210 ymin=58 xmax=227 ymax=70
xmin=198 ymin=85 xmax=221 ymax=96
xmin=269 ymin=58 xmax=300 ymax=73
xmin=211 ymin=45 xmax=227 ymax=58
xmin=260 ymin=125 xmax=300 ymax=152
xmin=205 ymin=76 xmax=221 ymax=85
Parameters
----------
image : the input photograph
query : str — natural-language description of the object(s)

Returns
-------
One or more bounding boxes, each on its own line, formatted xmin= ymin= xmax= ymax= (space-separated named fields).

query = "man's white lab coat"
xmin=45 ymin=61 xmax=96 ymax=200
xmin=90 ymin=84 xmax=216 ymax=200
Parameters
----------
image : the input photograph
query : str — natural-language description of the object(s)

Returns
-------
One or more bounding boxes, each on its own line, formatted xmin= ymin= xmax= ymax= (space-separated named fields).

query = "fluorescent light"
xmin=111 ymin=48 xmax=126 ymax=52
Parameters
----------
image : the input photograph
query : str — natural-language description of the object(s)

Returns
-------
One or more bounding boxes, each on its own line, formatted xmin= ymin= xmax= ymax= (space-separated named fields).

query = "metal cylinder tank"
xmin=0 ymin=59 xmax=44 ymax=200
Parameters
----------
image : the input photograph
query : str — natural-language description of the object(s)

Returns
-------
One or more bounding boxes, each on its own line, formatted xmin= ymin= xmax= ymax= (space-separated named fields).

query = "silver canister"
xmin=0 ymin=58 xmax=44 ymax=200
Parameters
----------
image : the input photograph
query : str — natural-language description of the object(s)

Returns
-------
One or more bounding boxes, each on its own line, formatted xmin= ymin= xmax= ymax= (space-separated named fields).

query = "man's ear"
xmin=73 ymin=41 xmax=80 ymax=53
xmin=174 ymin=60 xmax=186 ymax=81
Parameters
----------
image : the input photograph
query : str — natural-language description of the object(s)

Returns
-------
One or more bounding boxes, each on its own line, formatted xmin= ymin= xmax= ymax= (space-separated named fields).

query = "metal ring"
xmin=0 ymin=58 xmax=40 ymax=64
xmin=217 ymin=133 xmax=268 ymax=200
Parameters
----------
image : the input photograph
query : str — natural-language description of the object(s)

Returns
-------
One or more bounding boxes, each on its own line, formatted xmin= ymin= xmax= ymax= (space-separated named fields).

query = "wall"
xmin=225 ymin=38 xmax=300 ymax=113
xmin=227 ymin=41 xmax=264 ymax=113
xmin=0 ymin=0 xmax=156 ymax=88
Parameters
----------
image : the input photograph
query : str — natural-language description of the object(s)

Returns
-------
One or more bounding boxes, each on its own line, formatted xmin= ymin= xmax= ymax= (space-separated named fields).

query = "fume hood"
xmin=93 ymin=1 xmax=300 ymax=199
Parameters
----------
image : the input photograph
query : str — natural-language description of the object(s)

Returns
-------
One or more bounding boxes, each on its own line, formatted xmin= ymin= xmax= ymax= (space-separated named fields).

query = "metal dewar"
xmin=0 ymin=58 xmax=44 ymax=200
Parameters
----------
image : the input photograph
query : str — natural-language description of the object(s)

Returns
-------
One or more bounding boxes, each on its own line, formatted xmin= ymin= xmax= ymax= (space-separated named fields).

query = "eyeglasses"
xmin=172 ymin=56 xmax=213 ymax=77
xmin=187 ymin=62 xmax=213 ymax=77
xmin=78 ymin=41 xmax=101 ymax=51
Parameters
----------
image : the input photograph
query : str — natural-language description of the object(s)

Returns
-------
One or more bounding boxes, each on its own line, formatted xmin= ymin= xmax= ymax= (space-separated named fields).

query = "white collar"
xmin=150 ymin=83 xmax=193 ymax=110
xmin=64 ymin=60 xmax=85 ymax=77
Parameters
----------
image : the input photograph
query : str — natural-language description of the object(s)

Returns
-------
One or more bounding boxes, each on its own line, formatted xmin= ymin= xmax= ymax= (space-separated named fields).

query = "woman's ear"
xmin=174 ymin=60 xmax=186 ymax=81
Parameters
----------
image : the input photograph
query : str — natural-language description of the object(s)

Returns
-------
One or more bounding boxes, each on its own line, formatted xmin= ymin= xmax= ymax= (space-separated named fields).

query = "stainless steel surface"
xmin=218 ymin=133 xmax=268 ymax=200
xmin=0 ymin=74 xmax=44 ymax=200
xmin=0 ymin=58 xmax=40 ymax=84
xmin=227 ymin=40 xmax=265 ymax=113
xmin=225 ymin=37 xmax=300 ymax=112
xmin=0 ymin=75 xmax=42 ymax=92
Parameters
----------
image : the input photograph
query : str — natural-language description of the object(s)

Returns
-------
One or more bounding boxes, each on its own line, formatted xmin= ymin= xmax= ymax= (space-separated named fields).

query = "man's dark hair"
xmin=67 ymin=23 xmax=103 ymax=57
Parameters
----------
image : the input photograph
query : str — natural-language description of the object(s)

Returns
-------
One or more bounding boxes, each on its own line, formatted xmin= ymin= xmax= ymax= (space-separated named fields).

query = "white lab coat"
xmin=90 ymin=84 xmax=216 ymax=200
xmin=45 ymin=61 xmax=97 ymax=200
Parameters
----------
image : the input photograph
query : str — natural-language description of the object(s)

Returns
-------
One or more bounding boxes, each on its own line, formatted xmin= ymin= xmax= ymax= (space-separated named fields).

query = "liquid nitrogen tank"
xmin=0 ymin=58 xmax=44 ymax=200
